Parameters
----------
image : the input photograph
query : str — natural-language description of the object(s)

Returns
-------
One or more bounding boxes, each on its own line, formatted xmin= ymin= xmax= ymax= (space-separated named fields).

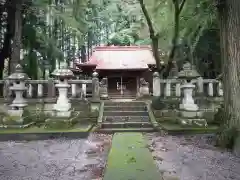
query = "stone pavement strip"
xmin=103 ymin=132 xmax=162 ymax=180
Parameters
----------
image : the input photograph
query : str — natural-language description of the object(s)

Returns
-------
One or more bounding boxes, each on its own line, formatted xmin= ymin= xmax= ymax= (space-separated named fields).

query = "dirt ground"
xmin=0 ymin=133 xmax=112 ymax=180
xmin=145 ymin=133 xmax=240 ymax=180
xmin=1 ymin=132 xmax=240 ymax=180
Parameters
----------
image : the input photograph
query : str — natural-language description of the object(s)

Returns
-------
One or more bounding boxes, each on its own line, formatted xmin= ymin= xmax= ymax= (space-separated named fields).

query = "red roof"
xmin=84 ymin=46 xmax=156 ymax=70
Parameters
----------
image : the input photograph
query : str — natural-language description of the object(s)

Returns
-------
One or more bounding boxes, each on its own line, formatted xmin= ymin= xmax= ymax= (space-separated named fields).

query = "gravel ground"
xmin=145 ymin=133 xmax=240 ymax=180
xmin=0 ymin=133 xmax=112 ymax=180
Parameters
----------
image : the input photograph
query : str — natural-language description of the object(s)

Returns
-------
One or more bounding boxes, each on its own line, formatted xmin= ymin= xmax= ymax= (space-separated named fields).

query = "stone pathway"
xmin=145 ymin=133 xmax=240 ymax=180
xmin=103 ymin=133 xmax=161 ymax=180
xmin=0 ymin=134 xmax=112 ymax=180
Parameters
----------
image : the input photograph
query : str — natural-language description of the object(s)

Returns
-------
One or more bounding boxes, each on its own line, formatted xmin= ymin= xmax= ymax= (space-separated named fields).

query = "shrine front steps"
xmin=104 ymin=101 xmax=146 ymax=107
xmin=108 ymin=93 xmax=137 ymax=99
xmin=97 ymin=100 xmax=156 ymax=133
xmin=98 ymin=117 xmax=155 ymax=133
xmin=97 ymin=128 xmax=155 ymax=133
xmin=103 ymin=111 xmax=148 ymax=116
xmin=98 ymin=118 xmax=155 ymax=133
xmin=104 ymin=106 xmax=147 ymax=111
xmin=102 ymin=122 xmax=153 ymax=129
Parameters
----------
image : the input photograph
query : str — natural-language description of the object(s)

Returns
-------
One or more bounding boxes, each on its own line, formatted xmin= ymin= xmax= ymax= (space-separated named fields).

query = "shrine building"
xmin=74 ymin=46 xmax=157 ymax=98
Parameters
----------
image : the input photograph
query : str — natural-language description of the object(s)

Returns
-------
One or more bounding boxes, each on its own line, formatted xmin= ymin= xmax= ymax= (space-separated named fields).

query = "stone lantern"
xmin=7 ymin=64 xmax=28 ymax=118
xmin=51 ymin=62 xmax=74 ymax=117
xmin=177 ymin=62 xmax=207 ymax=126
xmin=178 ymin=62 xmax=200 ymax=111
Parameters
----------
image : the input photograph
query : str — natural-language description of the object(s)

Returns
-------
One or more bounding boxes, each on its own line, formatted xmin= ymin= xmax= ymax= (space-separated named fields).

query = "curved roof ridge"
xmin=93 ymin=45 xmax=151 ymax=51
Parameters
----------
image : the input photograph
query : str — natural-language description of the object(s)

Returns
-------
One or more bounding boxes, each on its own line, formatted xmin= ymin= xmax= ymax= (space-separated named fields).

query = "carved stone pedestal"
xmin=5 ymin=64 xmax=28 ymax=124
xmin=177 ymin=62 xmax=207 ymax=127
xmin=51 ymin=63 xmax=74 ymax=119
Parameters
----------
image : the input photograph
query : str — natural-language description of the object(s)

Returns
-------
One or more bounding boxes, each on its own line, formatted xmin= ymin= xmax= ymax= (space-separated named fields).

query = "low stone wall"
xmin=152 ymin=107 xmax=218 ymax=125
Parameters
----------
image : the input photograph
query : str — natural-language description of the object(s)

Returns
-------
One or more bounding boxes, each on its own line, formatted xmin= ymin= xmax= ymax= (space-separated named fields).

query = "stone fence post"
xmin=99 ymin=77 xmax=108 ymax=99
xmin=139 ymin=78 xmax=150 ymax=97
xmin=153 ymin=72 xmax=161 ymax=97
xmin=47 ymin=78 xmax=55 ymax=102
xmin=92 ymin=71 xmax=100 ymax=101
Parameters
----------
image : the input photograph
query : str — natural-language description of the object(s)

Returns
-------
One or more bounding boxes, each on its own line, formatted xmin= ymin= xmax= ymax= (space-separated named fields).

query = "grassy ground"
xmin=103 ymin=132 xmax=162 ymax=180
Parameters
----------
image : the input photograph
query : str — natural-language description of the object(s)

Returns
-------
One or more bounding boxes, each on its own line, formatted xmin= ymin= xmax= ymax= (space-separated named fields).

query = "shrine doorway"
xmin=108 ymin=77 xmax=137 ymax=97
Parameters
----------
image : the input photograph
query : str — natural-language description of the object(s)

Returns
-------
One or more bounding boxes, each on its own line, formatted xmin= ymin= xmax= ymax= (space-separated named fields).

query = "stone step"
xmin=104 ymin=106 xmax=147 ymax=112
xmin=103 ymin=116 xmax=150 ymax=122
xmin=109 ymin=96 xmax=136 ymax=99
xmin=96 ymin=128 xmax=155 ymax=133
xmin=104 ymin=101 xmax=146 ymax=107
xmin=101 ymin=122 xmax=153 ymax=129
xmin=103 ymin=111 xmax=149 ymax=117
xmin=108 ymin=93 xmax=136 ymax=98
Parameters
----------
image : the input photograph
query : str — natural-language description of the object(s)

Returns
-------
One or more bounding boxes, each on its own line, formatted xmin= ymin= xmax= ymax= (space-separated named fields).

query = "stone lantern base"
xmin=6 ymin=104 xmax=27 ymax=124
xmin=44 ymin=110 xmax=78 ymax=129
xmin=177 ymin=109 xmax=207 ymax=127
xmin=177 ymin=117 xmax=208 ymax=127
xmin=53 ymin=101 xmax=72 ymax=118
xmin=53 ymin=109 xmax=73 ymax=118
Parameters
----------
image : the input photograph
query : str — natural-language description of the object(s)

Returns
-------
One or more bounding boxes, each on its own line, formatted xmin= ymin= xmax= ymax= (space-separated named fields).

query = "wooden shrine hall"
xmin=74 ymin=46 xmax=156 ymax=98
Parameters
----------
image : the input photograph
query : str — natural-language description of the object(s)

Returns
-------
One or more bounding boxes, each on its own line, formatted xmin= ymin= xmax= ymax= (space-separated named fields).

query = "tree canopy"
xmin=0 ymin=0 xmax=220 ymax=79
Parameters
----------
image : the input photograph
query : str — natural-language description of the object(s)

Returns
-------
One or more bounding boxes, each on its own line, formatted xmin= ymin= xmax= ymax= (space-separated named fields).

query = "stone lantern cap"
xmin=153 ymin=71 xmax=160 ymax=77
xmin=51 ymin=62 xmax=74 ymax=78
xmin=178 ymin=62 xmax=200 ymax=79
xmin=92 ymin=71 xmax=98 ymax=77
xmin=8 ymin=64 xmax=28 ymax=80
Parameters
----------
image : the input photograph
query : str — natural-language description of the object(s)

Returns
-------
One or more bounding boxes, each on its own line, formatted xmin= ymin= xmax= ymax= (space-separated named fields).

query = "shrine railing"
xmin=152 ymin=78 xmax=223 ymax=98
xmin=0 ymin=78 xmax=100 ymax=103
xmin=0 ymin=76 xmax=223 ymax=103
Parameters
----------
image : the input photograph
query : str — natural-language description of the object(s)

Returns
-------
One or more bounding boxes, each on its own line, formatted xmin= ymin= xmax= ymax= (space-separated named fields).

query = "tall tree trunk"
xmin=217 ymin=0 xmax=240 ymax=155
xmin=10 ymin=0 xmax=23 ymax=73
xmin=81 ymin=45 xmax=86 ymax=62
xmin=164 ymin=0 xmax=186 ymax=78
xmin=87 ymin=31 xmax=92 ymax=60
xmin=138 ymin=0 xmax=161 ymax=71
xmin=0 ymin=0 xmax=15 ymax=78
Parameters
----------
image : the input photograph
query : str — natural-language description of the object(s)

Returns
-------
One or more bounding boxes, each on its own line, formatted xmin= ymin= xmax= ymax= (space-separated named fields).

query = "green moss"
xmin=158 ymin=121 xmax=219 ymax=134
xmin=203 ymin=111 xmax=215 ymax=123
xmin=103 ymin=133 xmax=161 ymax=180
xmin=97 ymin=102 xmax=104 ymax=125
xmin=151 ymin=97 xmax=179 ymax=110
xmin=90 ymin=102 xmax=100 ymax=111
xmin=44 ymin=118 xmax=73 ymax=129
xmin=0 ymin=124 xmax=92 ymax=134
xmin=22 ymin=108 xmax=50 ymax=126
xmin=70 ymin=112 xmax=97 ymax=125
xmin=153 ymin=110 xmax=178 ymax=118
xmin=146 ymin=103 xmax=159 ymax=128
xmin=156 ymin=117 xmax=176 ymax=122
xmin=22 ymin=109 xmax=33 ymax=124
xmin=216 ymin=125 xmax=238 ymax=149
xmin=151 ymin=97 xmax=166 ymax=110
xmin=213 ymin=105 xmax=224 ymax=125
xmin=2 ymin=115 xmax=22 ymax=125
xmin=78 ymin=110 xmax=99 ymax=118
